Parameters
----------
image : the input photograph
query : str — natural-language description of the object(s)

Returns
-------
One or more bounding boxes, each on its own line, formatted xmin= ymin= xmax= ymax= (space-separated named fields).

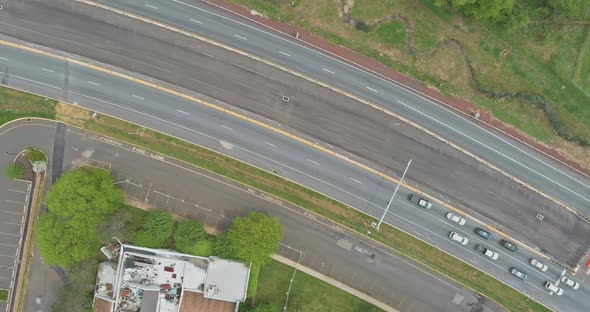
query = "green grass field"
xmin=256 ymin=260 xmax=383 ymax=312
xmin=0 ymin=289 xmax=8 ymax=302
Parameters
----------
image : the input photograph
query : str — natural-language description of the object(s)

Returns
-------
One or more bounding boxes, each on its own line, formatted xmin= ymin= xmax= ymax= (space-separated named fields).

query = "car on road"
xmin=529 ymin=258 xmax=548 ymax=272
xmin=409 ymin=194 xmax=432 ymax=209
xmin=445 ymin=212 xmax=465 ymax=225
xmin=449 ymin=232 xmax=468 ymax=245
xmin=561 ymin=276 xmax=580 ymax=290
xmin=500 ymin=239 xmax=518 ymax=252
xmin=475 ymin=244 xmax=499 ymax=260
xmin=474 ymin=228 xmax=492 ymax=240
xmin=544 ymin=282 xmax=564 ymax=296
xmin=509 ymin=267 xmax=527 ymax=280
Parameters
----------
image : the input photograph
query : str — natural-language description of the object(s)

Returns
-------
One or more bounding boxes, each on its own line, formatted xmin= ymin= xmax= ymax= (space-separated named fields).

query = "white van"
xmin=544 ymin=282 xmax=564 ymax=296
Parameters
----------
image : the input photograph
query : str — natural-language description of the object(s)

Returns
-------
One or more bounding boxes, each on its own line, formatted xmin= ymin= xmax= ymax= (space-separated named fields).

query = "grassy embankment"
xmin=0 ymin=83 xmax=548 ymax=311
xmin=229 ymin=0 xmax=590 ymax=167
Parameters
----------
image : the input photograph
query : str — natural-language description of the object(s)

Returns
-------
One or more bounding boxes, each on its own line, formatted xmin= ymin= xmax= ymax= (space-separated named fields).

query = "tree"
xmin=191 ymin=239 xmax=214 ymax=257
xmin=36 ymin=214 xmax=99 ymax=267
xmin=133 ymin=210 xmax=174 ymax=248
xmin=223 ymin=211 xmax=282 ymax=265
xmin=173 ymin=219 xmax=207 ymax=254
xmin=36 ymin=167 xmax=124 ymax=267
xmin=545 ymin=0 xmax=583 ymax=17
xmin=435 ymin=0 xmax=514 ymax=22
xmin=44 ymin=167 xmax=123 ymax=224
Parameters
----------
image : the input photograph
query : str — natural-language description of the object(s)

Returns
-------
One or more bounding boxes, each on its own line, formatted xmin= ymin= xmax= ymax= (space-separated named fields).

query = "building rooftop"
xmin=93 ymin=243 xmax=249 ymax=312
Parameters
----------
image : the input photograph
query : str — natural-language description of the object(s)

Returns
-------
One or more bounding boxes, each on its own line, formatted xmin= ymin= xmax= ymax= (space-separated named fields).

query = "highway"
xmin=0 ymin=39 xmax=589 ymax=312
xmin=89 ymin=0 xmax=590 ymax=221
xmin=1 ymin=0 xmax=589 ymax=269
xmin=0 ymin=120 xmax=506 ymax=312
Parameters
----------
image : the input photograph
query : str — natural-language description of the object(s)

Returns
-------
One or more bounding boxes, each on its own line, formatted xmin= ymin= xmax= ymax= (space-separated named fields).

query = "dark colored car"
xmin=501 ymin=239 xmax=519 ymax=252
xmin=509 ymin=267 xmax=527 ymax=280
xmin=475 ymin=228 xmax=492 ymax=240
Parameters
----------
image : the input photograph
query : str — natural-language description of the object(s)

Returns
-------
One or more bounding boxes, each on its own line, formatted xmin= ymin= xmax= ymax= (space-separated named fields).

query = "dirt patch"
xmin=14 ymin=153 xmax=34 ymax=182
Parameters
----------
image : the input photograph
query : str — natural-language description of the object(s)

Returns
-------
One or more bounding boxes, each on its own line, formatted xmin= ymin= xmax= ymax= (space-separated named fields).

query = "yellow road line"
xmin=0 ymin=35 xmax=565 ymax=266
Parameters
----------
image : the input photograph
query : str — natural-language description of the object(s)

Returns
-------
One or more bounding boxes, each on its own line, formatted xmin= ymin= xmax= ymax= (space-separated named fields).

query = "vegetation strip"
xmin=1 ymin=86 xmax=548 ymax=311
xmin=58 ymin=109 xmax=547 ymax=310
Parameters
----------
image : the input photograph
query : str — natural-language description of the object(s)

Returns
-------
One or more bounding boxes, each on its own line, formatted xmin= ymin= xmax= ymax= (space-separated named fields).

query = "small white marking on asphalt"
xmin=349 ymin=177 xmax=363 ymax=184
xmin=264 ymin=141 xmax=277 ymax=148
xmin=366 ymin=86 xmax=379 ymax=93
xmin=132 ymin=94 xmax=144 ymax=100
xmin=220 ymin=125 xmax=233 ymax=131
xmin=41 ymin=68 xmax=54 ymax=73
xmin=0 ymin=57 xmax=8 ymax=61
xmin=7 ymin=189 xmax=26 ymax=194
xmin=5 ymin=200 xmax=25 ymax=205
xmin=190 ymin=19 xmax=203 ymax=24
xmin=306 ymin=159 xmax=319 ymax=165
xmin=278 ymin=51 xmax=291 ymax=57
xmin=176 ymin=109 xmax=190 ymax=115
xmin=322 ymin=68 xmax=335 ymax=74
xmin=234 ymin=34 xmax=248 ymax=40
xmin=87 ymin=81 xmax=101 ymax=86
xmin=145 ymin=4 xmax=158 ymax=9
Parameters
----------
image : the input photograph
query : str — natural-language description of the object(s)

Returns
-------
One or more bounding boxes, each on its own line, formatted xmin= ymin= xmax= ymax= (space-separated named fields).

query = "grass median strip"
xmin=1 ymin=86 xmax=547 ymax=311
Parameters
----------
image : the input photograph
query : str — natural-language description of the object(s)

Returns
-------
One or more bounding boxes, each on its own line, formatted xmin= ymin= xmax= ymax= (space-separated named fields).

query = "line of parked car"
xmin=408 ymin=194 xmax=581 ymax=296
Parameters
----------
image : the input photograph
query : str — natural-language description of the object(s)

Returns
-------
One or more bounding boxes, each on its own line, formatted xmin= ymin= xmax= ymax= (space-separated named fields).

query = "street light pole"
xmin=375 ymin=159 xmax=412 ymax=231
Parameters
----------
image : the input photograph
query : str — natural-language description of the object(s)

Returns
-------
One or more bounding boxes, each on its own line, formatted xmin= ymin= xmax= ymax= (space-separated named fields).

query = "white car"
xmin=561 ymin=276 xmax=580 ymax=290
xmin=530 ymin=258 xmax=548 ymax=272
xmin=544 ymin=282 xmax=564 ymax=296
xmin=449 ymin=232 xmax=468 ymax=245
xmin=445 ymin=212 xmax=466 ymax=225
xmin=483 ymin=249 xmax=499 ymax=260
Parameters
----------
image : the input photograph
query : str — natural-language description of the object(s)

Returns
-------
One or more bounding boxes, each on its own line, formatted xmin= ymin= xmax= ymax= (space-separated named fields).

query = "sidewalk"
xmin=272 ymin=255 xmax=399 ymax=312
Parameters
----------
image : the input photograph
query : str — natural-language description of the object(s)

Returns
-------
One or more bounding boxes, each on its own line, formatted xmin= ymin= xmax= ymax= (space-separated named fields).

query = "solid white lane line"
xmin=87 ymin=81 xmax=101 ymax=86
xmin=41 ymin=68 xmax=54 ymax=73
xmin=145 ymin=4 xmax=158 ymax=9
xmin=0 ymin=57 xmax=8 ymax=61
xmin=176 ymin=109 xmax=190 ymax=115
xmin=220 ymin=125 xmax=233 ymax=131
xmin=132 ymin=94 xmax=145 ymax=100
xmin=366 ymin=86 xmax=379 ymax=93
xmin=306 ymin=159 xmax=319 ymax=165
xmin=234 ymin=34 xmax=248 ymax=40
xmin=278 ymin=51 xmax=291 ymax=57
xmin=396 ymin=99 xmax=590 ymax=204
xmin=0 ymin=73 xmax=61 ymax=89
xmin=190 ymin=18 xmax=203 ymax=24
xmin=322 ymin=68 xmax=335 ymax=74
xmin=349 ymin=177 xmax=363 ymax=184
xmin=264 ymin=141 xmax=277 ymax=148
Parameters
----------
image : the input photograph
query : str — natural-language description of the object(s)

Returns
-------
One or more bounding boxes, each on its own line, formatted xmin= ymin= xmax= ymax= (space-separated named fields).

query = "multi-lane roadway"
xmin=1 ymin=35 xmax=589 ymax=312
xmin=0 ymin=0 xmax=589 ymax=310
xmin=1 ymin=0 xmax=589 ymax=268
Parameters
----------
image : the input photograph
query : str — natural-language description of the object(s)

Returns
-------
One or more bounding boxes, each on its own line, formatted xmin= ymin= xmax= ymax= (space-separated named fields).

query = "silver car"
xmin=445 ymin=212 xmax=466 ymax=225
xmin=530 ymin=258 xmax=548 ymax=272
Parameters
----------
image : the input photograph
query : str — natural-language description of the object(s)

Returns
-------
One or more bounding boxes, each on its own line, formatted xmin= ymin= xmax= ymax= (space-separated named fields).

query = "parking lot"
xmin=0 ymin=179 xmax=31 ymax=312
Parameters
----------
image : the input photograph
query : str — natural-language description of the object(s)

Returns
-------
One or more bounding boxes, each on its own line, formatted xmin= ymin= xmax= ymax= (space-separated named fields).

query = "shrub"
xmin=25 ymin=147 xmax=46 ymax=162
xmin=5 ymin=164 xmax=24 ymax=180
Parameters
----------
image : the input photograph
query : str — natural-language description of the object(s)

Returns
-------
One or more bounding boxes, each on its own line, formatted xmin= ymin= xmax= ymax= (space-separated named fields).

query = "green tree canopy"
xmin=36 ymin=167 xmax=123 ymax=267
xmin=173 ymin=219 xmax=207 ymax=254
xmin=435 ymin=0 xmax=514 ymax=22
xmin=545 ymin=0 xmax=584 ymax=17
xmin=222 ymin=211 xmax=282 ymax=265
xmin=44 ymin=167 xmax=123 ymax=223
xmin=36 ymin=213 xmax=99 ymax=267
xmin=133 ymin=210 xmax=174 ymax=248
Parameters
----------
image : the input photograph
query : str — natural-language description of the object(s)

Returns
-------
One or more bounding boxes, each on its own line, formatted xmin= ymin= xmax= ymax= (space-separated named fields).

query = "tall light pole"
xmin=374 ymin=159 xmax=412 ymax=231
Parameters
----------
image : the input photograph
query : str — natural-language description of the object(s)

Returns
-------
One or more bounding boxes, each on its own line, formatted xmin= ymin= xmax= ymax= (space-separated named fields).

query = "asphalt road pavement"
xmin=1 ymin=0 xmax=588 ymax=268
xmin=0 ymin=120 xmax=508 ymax=312
xmin=1 ymin=37 xmax=590 ymax=310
